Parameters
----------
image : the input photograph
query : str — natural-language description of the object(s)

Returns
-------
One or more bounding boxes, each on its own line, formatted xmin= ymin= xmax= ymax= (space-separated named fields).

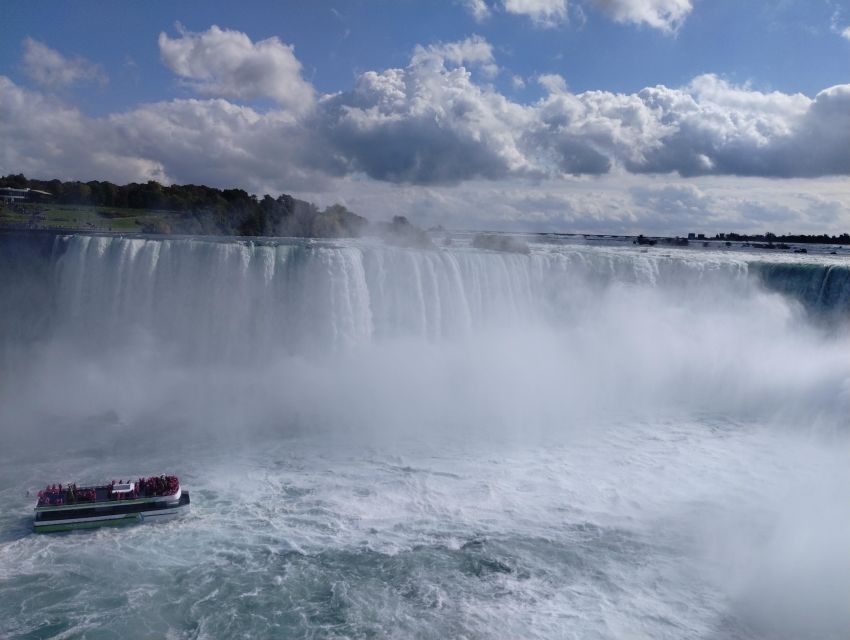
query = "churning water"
xmin=0 ymin=233 xmax=848 ymax=639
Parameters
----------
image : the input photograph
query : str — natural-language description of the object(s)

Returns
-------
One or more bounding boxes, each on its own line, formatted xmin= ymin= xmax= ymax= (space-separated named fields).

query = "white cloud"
xmin=2 ymin=34 xmax=849 ymax=234
xmin=411 ymin=35 xmax=499 ymax=77
xmin=591 ymin=0 xmax=693 ymax=32
xmin=630 ymin=76 xmax=850 ymax=177
xmin=828 ymin=7 xmax=850 ymax=40
xmin=107 ymin=98 xmax=321 ymax=191
xmin=537 ymin=73 xmax=568 ymax=93
xmin=630 ymin=182 xmax=713 ymax=221
xmin=158 ymin=24 xmax=315 ymax=114
xmin=314 ymin=52 xmax=849 ymax=183
xmin=296 ymin=174 xmax=850 ymax=235
xmin=512 ymin=75 xmax=527 ymax=90
xmin=22 ymin=38 xmax=107 ymax=90
xmin=498 ymin=0 xmax=692 ymax=30
xmin=0 ymin=76 xmax=166 ymax=184
xmin=624 ymin=178 xmax=850 ymax=234
xmin=0 ymin=70 xmax=322 ymax=193
xmin=315 ymin=41 xmax=531 ymax=184
xmin=503 ymin=0 xmax=568 ymax=26
xmin=462 ymin=0 xmax=492 ymax=21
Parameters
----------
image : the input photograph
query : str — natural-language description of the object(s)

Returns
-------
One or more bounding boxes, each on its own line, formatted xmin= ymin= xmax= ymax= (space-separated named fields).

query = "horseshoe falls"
xmin=0 ymin=232 xmax=848 ymax=640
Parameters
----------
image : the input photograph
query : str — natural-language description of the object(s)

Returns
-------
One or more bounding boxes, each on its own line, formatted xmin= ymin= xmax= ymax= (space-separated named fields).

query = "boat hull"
xmin=33 ymin=491 xmax=190 ymax=533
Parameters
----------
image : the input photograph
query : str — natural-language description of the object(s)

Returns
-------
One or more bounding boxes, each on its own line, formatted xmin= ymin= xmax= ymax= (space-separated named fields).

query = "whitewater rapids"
xmin=0 ymin=233 xmax=847 ymax=639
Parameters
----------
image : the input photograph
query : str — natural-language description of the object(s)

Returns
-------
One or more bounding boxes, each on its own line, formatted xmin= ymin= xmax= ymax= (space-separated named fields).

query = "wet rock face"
xmin=471 ymin=233 xmax=530 ymax=255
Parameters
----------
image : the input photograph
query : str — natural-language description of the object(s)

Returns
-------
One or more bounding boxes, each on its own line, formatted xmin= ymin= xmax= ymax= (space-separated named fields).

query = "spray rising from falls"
xmin=1 ymin=232 xmax=847 ymax=436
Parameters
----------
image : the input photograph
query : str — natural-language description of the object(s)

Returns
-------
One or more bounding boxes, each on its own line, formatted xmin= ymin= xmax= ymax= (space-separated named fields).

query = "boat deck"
xmin=36 ymin=476 xmax=180 ymax=510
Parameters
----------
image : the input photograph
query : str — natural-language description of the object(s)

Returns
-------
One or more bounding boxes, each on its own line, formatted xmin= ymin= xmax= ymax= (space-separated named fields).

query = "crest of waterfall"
xmin=12 ymin=234 xmax=842 ymax=360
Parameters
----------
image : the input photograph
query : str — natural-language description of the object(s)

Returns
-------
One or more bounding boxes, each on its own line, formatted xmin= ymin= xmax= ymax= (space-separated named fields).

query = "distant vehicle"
xmin=33 ymin=475 xmax=190 ymax=532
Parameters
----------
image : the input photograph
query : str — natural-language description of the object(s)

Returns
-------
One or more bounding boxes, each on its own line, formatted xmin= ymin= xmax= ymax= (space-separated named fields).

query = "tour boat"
xmin=33 ymin=475 xmax=190 ymax=532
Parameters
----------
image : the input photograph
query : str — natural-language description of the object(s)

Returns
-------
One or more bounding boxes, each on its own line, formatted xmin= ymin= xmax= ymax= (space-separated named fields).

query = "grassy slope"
xmin=0 ymin=203 xmax=180 ymax=232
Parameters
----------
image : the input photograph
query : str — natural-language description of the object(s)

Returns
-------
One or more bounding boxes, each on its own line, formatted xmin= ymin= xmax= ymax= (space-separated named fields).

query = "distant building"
xmin=697 ymin=233 xmax=705 ymax=240
xmin=0 ymin=187 xmax=51 ymax=203
xmin=687 ymin=232 xmax=696 ymax=239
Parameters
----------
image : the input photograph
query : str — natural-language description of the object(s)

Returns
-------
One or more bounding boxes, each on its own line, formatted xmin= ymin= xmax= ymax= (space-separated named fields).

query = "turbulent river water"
xmin=0 ymin=233 xmax=848 ymax=639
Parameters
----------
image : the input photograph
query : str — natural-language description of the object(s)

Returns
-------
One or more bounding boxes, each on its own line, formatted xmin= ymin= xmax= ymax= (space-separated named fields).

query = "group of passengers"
xmin=37 ymin=483 xmax=95 ymax=506
xmin=37 ymin=475 xmax=179 ymax=506
xmin=130 ymin=475 xmax=179 ymax=498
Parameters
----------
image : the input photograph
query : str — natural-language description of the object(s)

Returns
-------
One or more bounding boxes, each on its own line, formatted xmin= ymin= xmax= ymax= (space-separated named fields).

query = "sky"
xmin=1 ymin=0 xmax=849 ymax=234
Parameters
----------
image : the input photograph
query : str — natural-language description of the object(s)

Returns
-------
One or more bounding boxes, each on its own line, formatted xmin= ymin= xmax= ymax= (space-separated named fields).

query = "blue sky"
xmin=3 ymin=1 xmax=848 ymax=110
xmin=1 ymin=0 xmax=849 ymax=233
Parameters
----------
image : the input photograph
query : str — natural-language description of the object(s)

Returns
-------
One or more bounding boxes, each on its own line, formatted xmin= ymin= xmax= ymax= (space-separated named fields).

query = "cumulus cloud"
xmin=503 ymin=0 xmax=568 ymax=26
xmin=4 ymin=59 xmax=847 ymax=233
xmin=22 ymin=38 xmax=107 ymax=90
xmin=843 ymin=26 xmax=850 ymax=41
xmin=2 ymin=32 xmax=849 ymax=223
xmin=630 ymin=76 xmax=850 ymax=177
xmin=0 ymin=71 xmax=322 ymax=192
xmin=306 ymin=38 xmax=848 ymax=184
xmin=158 ymin=24 xmax=315 ymax=113
xmin=0 ymin=76 xmax=165 ymax=184
xmin=107 ymin=98 xmax=322 ymax=191
xmin=314 ymin=54 xmax=849 ymax=183
xmin=591 ymin=0 xmax=692 ymax=32
xmin=314 ymin=38 xmax=530 ymax=184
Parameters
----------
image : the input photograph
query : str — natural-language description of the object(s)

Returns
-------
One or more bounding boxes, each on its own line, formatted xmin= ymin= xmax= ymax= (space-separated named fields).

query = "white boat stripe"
xmin=140 ymin=507 xmax=184 ymax=516
xmin=34 ymin=513 xmax=138 ymax=526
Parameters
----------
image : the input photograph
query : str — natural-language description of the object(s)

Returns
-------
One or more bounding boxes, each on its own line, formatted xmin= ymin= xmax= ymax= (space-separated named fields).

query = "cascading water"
xmin=9 ymin=233 xmax=849 ymax=352
xmin=0 ymin=232 xmax=848 ymax=639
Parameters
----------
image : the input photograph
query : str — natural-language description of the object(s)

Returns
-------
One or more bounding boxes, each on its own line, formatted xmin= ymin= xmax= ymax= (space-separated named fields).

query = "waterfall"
xmin=0 ymin=232 xmax=847 ymax=432
xmin=26 ymin=234 xmax=843 ymax=356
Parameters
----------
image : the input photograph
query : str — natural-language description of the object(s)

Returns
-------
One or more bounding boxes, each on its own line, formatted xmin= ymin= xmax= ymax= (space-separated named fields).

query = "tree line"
xmin=0 ymin=174 xmax=367 ymax=238
xmin=713 ymin=232 xmax=850 ymax=245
